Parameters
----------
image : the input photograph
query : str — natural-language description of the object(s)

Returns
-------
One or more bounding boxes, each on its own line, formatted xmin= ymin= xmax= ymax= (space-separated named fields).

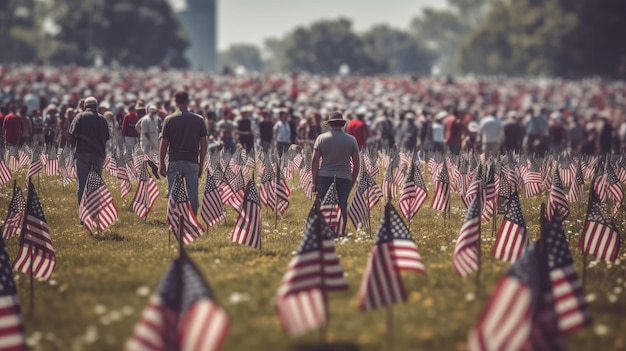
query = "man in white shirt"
xmin=477 ymin=114 xmax=503 ymax=159
xmin=273 ymin=108 xmax=291 ymax=158
xmin=135 ymin=105 xmax=160 ymax=154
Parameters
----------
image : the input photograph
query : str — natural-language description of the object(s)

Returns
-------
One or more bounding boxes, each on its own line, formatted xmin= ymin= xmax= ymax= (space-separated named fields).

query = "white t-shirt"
xmin=274 ymin=121 xmax=291 ymax=143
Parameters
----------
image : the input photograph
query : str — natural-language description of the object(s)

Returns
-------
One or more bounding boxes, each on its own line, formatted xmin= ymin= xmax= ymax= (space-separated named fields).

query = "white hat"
xmin=84 ymin=96 xmax=98 ymax=108
xmin=435 ymin=111 xmax=448 ymax=121
xmin=468 ymin=121 xmax=478 ymax=132
xmin=356 ymin=106 xmax=367 ymax=115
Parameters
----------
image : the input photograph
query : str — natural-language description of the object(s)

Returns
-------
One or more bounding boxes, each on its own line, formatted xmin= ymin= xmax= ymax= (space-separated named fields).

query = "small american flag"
xmin=431 ymin=160 xmax=450 ymax=212
xmin=453 ymin=196 xmax=481 ymax=278
xmin=547 ymin=168 xmax=569 ymax=222
xmin=25 ymin=149 xmax=43 ymax=180
xmin=117 ymin=158 xmax=132 ymax=199
xmin=493 ymin=191 xmax=528 ymax=263
xmin=0 ymin=159 xmax=12 ymax=186
xmin=275 ymin=206 xmax=348 ymax=336
xmin=231 ymin=179 xmax=262 ymax=250
xmin=224 ymin=168 xmax=245 ymax=210
xmin=259 ymin=158 xmax=276 ymax=208
xmin=348 ymin=168 xmax=382 ymax=230
xmin=44 ymin=157 xmax=58 ymax=177
xmin=7 ymin=149 xmax=19 ymax=172
xmin=18 ymin=150 xmax=29 ymax=169
xmin=12 ymin=181 xmax=56 ymax=280
xmin=130 ymin=162 xmax=160 ymax=219
xmin=606 ymin=164 xmax=623 ymax=215
xmin=524 ymin=159 xmax=543 ymax=198
xmin=567 ymin=161 xmax=585 ymax=203
xmin=468 ymin=242 xmax=561 ymax=351
xmin=320 ymin=181 xmax=344 ymax=236
xmin=0 ymin=236 xmax=27 ymax=350
xmin=497 ymin=169 xmax=511 ymax=215
xmin=398 ymin=163 xmax=428 ymax=222
xmin=299 ymin=163 xmax=314 ymax=199
xmin=126 ymin=252 xmax=229 ymax=351
xmin=79 ymin=171 xmax=118 ymax=234
xmin=201 ymin=171 xmax=226 ymax=228
xmin=481 ymin=163 xmax=496 ymax=221
xmin=106 ymin=153 xmax=117 ymax=177
xmin=2 ymin=187 xmax=26 ymax=239
xmin=542 ymin=217 xmax=591 ymax=334
xmin=358 ymin=203 xmax=426 ymax=310
xmin=167 ymin=174 xmax=204 ymax=245
xmin=579 ymin=188 xmax=621 ymax=262
xmin=463 ymin=165 xmax=482 ymax=208
xmin=382 ymin=158 xmax=397 ymax=201
xmin=273 ymin=165 xmax=291 ymax=216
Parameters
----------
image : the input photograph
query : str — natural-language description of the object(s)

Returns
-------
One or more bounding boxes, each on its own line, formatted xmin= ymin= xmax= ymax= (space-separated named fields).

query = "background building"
xmin=177 ymin=0 xmax=217 ymax=71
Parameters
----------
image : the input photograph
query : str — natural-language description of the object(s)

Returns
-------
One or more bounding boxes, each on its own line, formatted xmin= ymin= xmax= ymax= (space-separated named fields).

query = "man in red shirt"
xmin=443 ymin=110 xmax=463 ymax=155
xmin=2 ymin=103 xmax=22 ymax=147
xmin=346 ymin=107 xmax=370 ymax=150
xmin=121 ymin=104 xmax=140 ymax=156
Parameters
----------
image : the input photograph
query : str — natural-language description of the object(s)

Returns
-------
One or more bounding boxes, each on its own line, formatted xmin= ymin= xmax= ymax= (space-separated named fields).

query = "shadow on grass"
xmin=94 ymin=232 xmax=125 ymax=241
xmin=293 ymin=342 xmax=359 ymax=351
xmin=147 ymin=219 xmax=167 ymax=226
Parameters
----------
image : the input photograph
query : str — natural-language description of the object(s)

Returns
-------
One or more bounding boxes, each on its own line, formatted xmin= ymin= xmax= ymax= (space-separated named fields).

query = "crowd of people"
xmin=1 ymin=65 xmax=626 ymax=159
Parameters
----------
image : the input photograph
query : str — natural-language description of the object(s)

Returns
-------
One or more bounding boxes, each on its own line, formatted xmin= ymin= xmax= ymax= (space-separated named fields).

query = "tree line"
xmin=1 ymin=0 xmax=625 ymax=78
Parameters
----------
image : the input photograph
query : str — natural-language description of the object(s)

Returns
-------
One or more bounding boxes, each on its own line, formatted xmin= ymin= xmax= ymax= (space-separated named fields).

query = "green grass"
xmin=1 ymin=169 xmax=624 ymax=351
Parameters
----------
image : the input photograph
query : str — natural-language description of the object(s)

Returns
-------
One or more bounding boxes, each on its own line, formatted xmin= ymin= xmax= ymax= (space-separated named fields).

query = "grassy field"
xmin=1 ymin=167 xmax=624 ymax=351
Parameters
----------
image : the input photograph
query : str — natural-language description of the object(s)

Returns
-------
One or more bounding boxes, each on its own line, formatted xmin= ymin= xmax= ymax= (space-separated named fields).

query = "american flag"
xmin=358 ymin=203 xmax=426 ymax=311
xmin=7 ymin=149 xmax=19 ymax=172
xmin=493 ymin=191 xmax=528 ymax=263
xmin=497 ymin=169 xmax=511 ymax=215
xmin=0 ymin=236 xmax=27 ymax=350
xmin=259 ymin=158 xmax=276 ymax=208
xmin=542 ymin=218 xmax=591 ymax=334
xmin=382 ymin=158 xmax=397 ymax=201
xmin=224 ymin=168 xmax=245 ymax=210
xmin=468 ymin=242 xmax=561 ymax=351
xmin=606 ymin=164 xmax=623 ymax=215
xmin=463 ymin=165 xmax=482 ymax=208
xmin=200 ymin=171 xmax=226 ymax=228
xmin=130 ymin=161 xmax=160 ymax=219
xmin=524 ymin=159 xmax=543 ymax=198
xmin=617 ymin=156 xmax=626 ymax=182
xmin=167 ymin=174 xmax=204 ymax=245
xmin=117 ymin=158 xmax=132 ymax=199
xmin=25 ymin=149 xmax=43 ymax=180
xmin=348 ymin=167 xmax=382 ymax=230
xmin=126 ymin=252 xmax=229 ymax=351
xmin=567 ymin=161 xmax=585 ymax=203
xmin=320 ymin=181 xmax=344 ymax=236
xmin=299 ymin=163 xmax=314 ymax=199
xmin=18 ymin=150 xmax=29 ymax=169
xmin=579 ymin=189 xmax=621 ymax=262
xmin=79 ymin=171 xmax=118 ymax=234
xmin=592 ymin=172 xmax=608 ymax=203
xmin=12 ymin=182 xmax=56 ymax=280
xmin=106 ymin=153 xmax=117 ymax=177
xmin=430 ymin=160 xmax=450 ymax=212
xmin=231 ymin=180 xmax=262 ymax=250
xmin=398 ymin=163 xmax=428 ymax=222
xmin=44 ymin=157 xmax=58 ymax=177
xmin=0 ymin=159 xmax=12 ymax=186
xmin=504 ymin=160 xmax=522 ymax=192
xmin=547 ymin=168 xmax=569 ymax=222
xmin=213 ymin=164 xmax=234 ymax=205
xmin=363 ymin=151 xmax=379 ymax=178
xmin=453 ymin=196 xmax=481 ymax=278
xmin=481 ymin=163 xmax=496 ymax=222
xmin=2 ymin=187 xmax=26 ymax=239
xmin=275 ymin=206 xmax=348 ymax=336
xmin=273 ymin=164 xmax=291 ymax=216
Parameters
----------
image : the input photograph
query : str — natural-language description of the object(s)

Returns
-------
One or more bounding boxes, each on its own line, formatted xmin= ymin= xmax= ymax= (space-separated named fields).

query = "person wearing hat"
xmin=431 ymin=111 xmax=447 ymax=153
xmin=121 ymin=103 xmax=140 ymax=157
xmin=69 ymin=96 xmax=110 ymax=206
xmin=43 ymin=103 xmax=59 ymax=152
xmin=502 ymin=110 xmax=524 ymax=153
xmin=311 ymin=111 xmax=360 ymax=235
xmin=235 ymin=105 xmax=254 ymax=153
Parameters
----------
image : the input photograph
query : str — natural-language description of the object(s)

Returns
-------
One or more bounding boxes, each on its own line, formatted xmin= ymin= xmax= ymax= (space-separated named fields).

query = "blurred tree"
xmin=362 ymin=25 xmax=436 ymax=75
xmin=219 ymin=44 xmax=263 ymax=72
xmin=0 ymin=0 xmax=39 ymax=63
xmin=411 ymin=0 xmax=493 ymax=74
xmin=49 ymin=0 xmax=189 ymax=67
xmin=281 ymin=18 xmax=387 ymax=75
xmin=263 ymin=37 xmax=287 ymax=73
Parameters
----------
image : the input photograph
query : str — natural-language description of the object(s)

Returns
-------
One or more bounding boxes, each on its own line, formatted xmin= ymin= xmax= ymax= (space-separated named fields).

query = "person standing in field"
xmin=158 ymin=91 xmax=208 ymax=216
xmin=69 ymin=96 xmax=110 ymax=205
xmin=135 ymin=105 xmax=160 ymax=155
xmin=311 ymin=111 xmax=360 ymax=226
xmin=345 ymin=107 xmax=370 ymax=150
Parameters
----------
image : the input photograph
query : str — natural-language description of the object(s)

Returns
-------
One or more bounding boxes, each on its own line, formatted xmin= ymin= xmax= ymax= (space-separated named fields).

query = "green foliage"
xmin=280 ymin=18 xmax=388 ymax=75
xmin=362 ymin=25 xmax=437 ymax=75
xmin=0 ymin=0 xmax=39 ymax=63
xmin=458 ymin=0 xmax=626 ymax=78
xmin=49 ymin=0 xmax=189 ymax=67
xmin=1 ymin=167 xmax=624 ymax=350
xmin=219 ymin=44 xmax=263 ymax=72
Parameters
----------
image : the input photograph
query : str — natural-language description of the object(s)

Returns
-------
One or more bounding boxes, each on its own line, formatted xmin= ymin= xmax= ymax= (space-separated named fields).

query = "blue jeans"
xmin=167 ymin=161 xmax=200 ymax=215
xmin=75 ymin=152 xmax=105 ymax=205
xmin=316 ymin=176 xmax=353 ymax=225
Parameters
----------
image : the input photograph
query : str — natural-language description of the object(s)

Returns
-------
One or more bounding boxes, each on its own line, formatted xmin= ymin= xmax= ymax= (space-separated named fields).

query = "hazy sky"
xmin=170 ymin=0 xmax=447 ymax=51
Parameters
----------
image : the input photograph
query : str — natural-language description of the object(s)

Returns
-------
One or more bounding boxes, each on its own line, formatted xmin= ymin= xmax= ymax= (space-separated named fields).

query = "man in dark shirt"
xmin=69 ymin=97 xmax=109 ymax=205
xmin=258 ymin=110 xmax=274 ymax=153
xmin=159 ymin=91 xmax=208 ymax=215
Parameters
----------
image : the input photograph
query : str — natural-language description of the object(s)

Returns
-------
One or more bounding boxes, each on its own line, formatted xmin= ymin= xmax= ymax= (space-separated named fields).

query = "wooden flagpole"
xmin=274 ymin=152 xmax=280 ymax=230
xmin=29 ymin=245 xmax=35 ymax=319
xmin=387 ymin=306 xmax=394 ymax=351
xmin=475 ymin=172 xmax=483 ymax=297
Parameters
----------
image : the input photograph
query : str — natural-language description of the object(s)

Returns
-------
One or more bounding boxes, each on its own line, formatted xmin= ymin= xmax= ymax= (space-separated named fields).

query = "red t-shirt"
xmin=122 ymin=112 xmax=140 ymax=138
xmin=443 ymin=115 xmax=463 ymax=144
xmin=346 ymin=119 xmax=370 ymax=150
xmin=3 ymin=112 xmax=23 ymax=145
